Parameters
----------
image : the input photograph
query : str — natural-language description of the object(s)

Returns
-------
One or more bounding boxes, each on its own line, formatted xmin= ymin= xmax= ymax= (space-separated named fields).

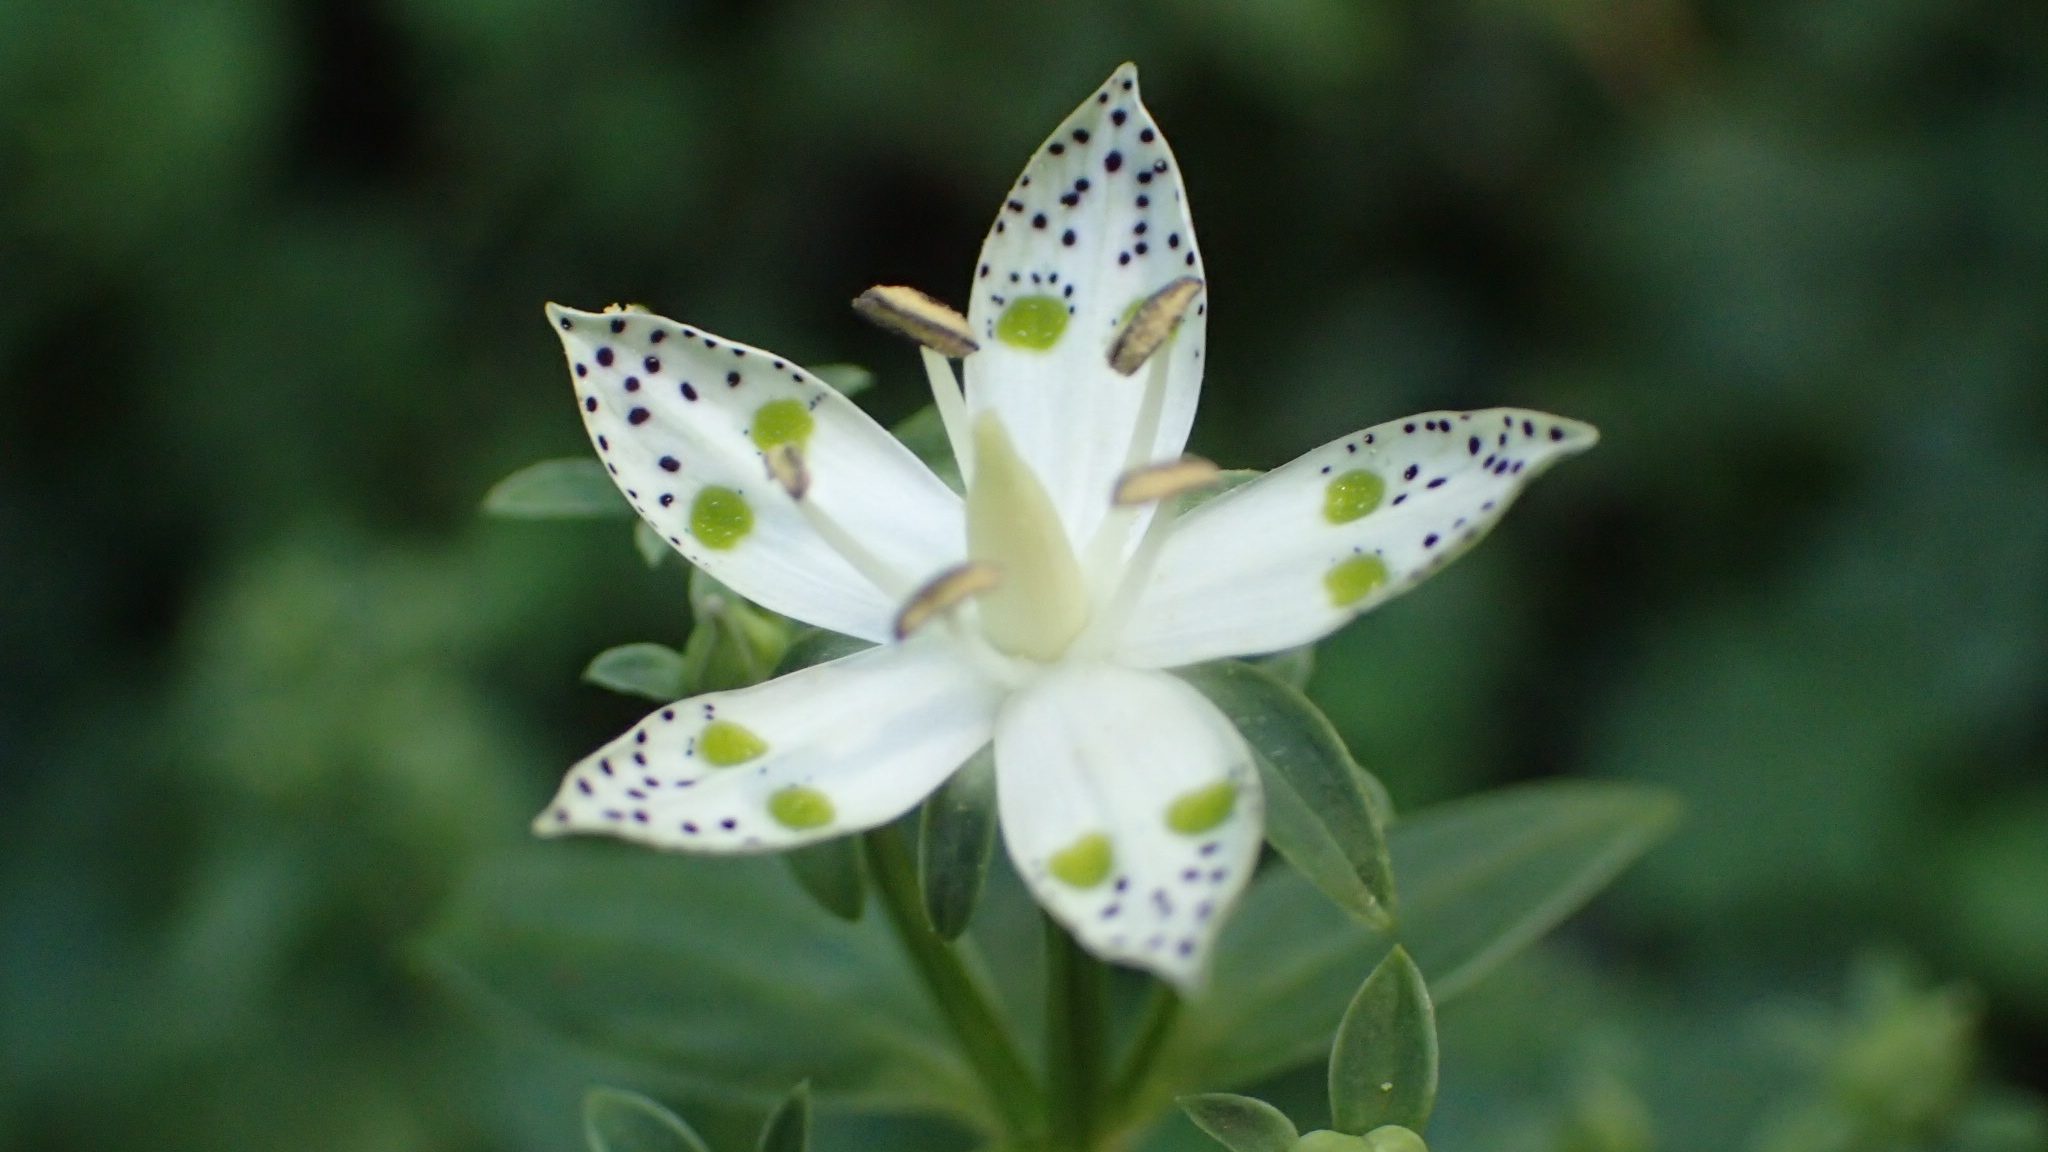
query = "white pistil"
xmin=921 ymin=346 xmax=976 ymax=480
xmin=764 ymin=444 xmax=913 ymax=599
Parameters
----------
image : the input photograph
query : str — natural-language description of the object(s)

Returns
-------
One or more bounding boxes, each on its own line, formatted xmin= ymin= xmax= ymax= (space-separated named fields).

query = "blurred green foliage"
xmin=3 ymin=0 xmax=2043 ymax=1150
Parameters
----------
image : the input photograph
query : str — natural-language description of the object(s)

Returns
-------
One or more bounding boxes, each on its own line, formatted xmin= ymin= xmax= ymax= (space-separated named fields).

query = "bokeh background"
xmin=4 ymin=1 xmax=2044 ymax=1149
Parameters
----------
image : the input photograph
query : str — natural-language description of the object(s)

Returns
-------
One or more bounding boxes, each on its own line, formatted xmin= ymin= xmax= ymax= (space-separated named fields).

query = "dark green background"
xmin=4 ymin=1 xmax=2044 ymax=1149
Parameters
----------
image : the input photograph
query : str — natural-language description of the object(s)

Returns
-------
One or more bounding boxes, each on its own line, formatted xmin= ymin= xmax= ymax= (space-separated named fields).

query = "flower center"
xmin=964 ymin=412 xmax=1090 ymax=662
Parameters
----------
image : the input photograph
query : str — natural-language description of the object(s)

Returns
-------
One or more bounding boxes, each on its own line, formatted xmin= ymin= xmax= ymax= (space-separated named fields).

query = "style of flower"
xmin=534 ymin=63 xmax=1597 ymax=987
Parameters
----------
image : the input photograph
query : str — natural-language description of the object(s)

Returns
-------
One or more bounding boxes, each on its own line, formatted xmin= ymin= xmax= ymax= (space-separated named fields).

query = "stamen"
xmin=762 ymin=444 xmax=909 ymax=598
xmin=893 ymin=562 xmax=1002 ymax=640
xmin=852 ymin=285 xmax=980 ymax=358
xmin=1112 ymin=455 xmax=1220 ymax=506
xmin=1107 ymin=276 xmax=1202 ymax=376
xmin=921 ymin=347 xmax=976 ymax=480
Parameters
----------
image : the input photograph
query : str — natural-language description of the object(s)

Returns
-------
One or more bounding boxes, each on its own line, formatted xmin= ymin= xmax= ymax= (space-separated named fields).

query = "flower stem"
xmin=1107 ymin=982 xmax=1182 ymax=1122
xmin=861 ymin=823 xmax=1044 ymax=1139
xmin=1045 ymin=918 xmax=1107 ymax=1150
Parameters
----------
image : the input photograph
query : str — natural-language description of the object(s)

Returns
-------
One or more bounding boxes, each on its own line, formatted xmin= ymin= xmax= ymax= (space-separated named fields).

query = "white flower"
xmin=534 ymin=63 xmax=1596 ymax=988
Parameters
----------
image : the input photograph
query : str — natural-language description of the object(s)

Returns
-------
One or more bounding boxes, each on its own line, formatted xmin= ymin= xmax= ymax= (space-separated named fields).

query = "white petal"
xmin=1116 ymin=409 xmax=1599 ymax=668
xmin=963 ymin=63 xmax=1209 ymax=549
xmin=551 ymin=304 xmax=963 ymax=642
xmin=535 ymin=638 xmax=1000 ymax=852
xmin=994 ymin=664 xmax=1261 ymax=990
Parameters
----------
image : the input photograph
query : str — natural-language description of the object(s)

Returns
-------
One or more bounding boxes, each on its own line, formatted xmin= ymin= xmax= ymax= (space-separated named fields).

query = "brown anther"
xmin=893 ymin=562 xmax=1003 ymax=640
xmin=852 ymin=285 xmax=980 ymax=358
xmin=1107 ymin=276 xmax=1204 ymax=376
xmin=1112 ymin=455 xmax=1221 ymax=507
xmin=765 ymin=443 xmax=810 ymax=500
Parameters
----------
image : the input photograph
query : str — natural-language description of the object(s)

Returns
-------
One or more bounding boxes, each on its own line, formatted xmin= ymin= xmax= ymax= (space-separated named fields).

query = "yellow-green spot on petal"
xmin=699 ymin=719 xmax=767 ymax=766
xmin=995 ymin=295 xmax=1068 ymax=351
xmin=1166 ymin=781 xmax=1237 ymax=835
xmin=1049 ymin=833 xmax=1114 ymax=888
xmin=1325 ymin=554 xmax=1390 ymax=608
xmin=690 ymin=486 xmax=752 ymax=550
xmin=749 ymin=398 xmax=814 ymax=450
xmin=1323 ymin=469 xmax=1385 ymax=524
xmin=768 ymin=785 xmax=834 ymax=830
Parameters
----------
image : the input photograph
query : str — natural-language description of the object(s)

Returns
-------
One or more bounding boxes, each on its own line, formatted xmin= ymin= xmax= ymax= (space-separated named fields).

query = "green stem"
xmin=1107 ymin=982 xmax=1182 ymax=1122
xmin=862 ymin=823 xmax=1043 ymax=1139
xmin=1045 ymin=919 xmax=1107 ymax=1150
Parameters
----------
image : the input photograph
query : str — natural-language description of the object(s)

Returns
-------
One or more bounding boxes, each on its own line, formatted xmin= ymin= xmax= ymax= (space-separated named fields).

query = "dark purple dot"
xmin=1468 ymin=436 xmax=1481 ymax=455
xmin=558 ymin=316 xmax=573 ymax=330
xmin=1137 ymin=170 xmax=1153 ymax=185
xmin=644 ymin=356 xmax=661 ymax=374
xmin=575 ymin=779 xmax=592 ymax=795
xmin=979 ymin=263 xmax=990 ymax=278
xmin=1427 ymin=477 xmax=1446 ymax=489
xmin=1404 ymin=422 xmax=1417 ymax=433
xmin=1111 ymin=109 xmax=1128 ymax=126
xmin=659 ymin=493 xmax=674 ymax=507
xmin=650 ymin=329 xmax=666 ymax=344
xmin=596 ymin=435 xmax=609 ymax=450
xmin=584 ymin=396 xmax=598 ymax=412
xmin=1061 ymin=191 xmax=1080 ymax=207
xmin=607 ymin=318 xmax=626 ymax=335
xmin=719 ymin=818 xmax=737 ymax=831
xmin=1072 ymin=127 xmax=1090 ymax=143
xmin=1048 ymin=142 xmax=1065 ymax=156
xmin=1136 ymin=194 xmax=1150 ymax=208
xmin=1140 ymin=127 xmax=1155 ymax=142
xmin=1168 ymin=233 xmax=1181 ymax=248
xmin=596 ymin=347 xmax=614 ymax=367
xmin=1007 ymin=199 xmax=1024 ymax=213
xmin=628 ymin=408 xmax=650 ymax=425
xmin=703 ymin=337 xmax=718 ymax=348
xmin=574 ymin=363 xmax=587 ymax=377
xmin=1105 ymin=151 xmax=1123 ymax=173
xmin=1032 ymin=213 xmax=1047 ymax=229
xmin=1549 ymin=426 xmax=1565 ymax=441
xmin=725 ymin=371 xmax=740 ymax=387
xmin=1134 ymin=221 xmax=1148 ymax=235
xmin=659 ymin=456 xmax=680 ymax=472
xmin=1403 ymin=463 xmax=1420 ymax=480
xmin=624 ymin=376 xmax=640 ymax=392
xmin=1061 ymin=229 xmax=1076 ymax=246
xmin=1135 ymin=242 xmax=1148 ymax=255
xmin=1117 ymin=252 xmax=1131 ymax=265
xmin=1523 ymin=419 xmax=1536 ymax=436
xmin=1075 ymin=178 xmax=1090 ymax=192
xmin=681 ymin=382 xmax=698 ymax=401
xmin=1424 ymin=533 xmax=1440 ymax=548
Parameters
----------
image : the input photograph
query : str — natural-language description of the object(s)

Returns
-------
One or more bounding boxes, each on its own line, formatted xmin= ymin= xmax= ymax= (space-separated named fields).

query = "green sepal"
xmin=1180 ymin=660 xmax=1396 ymax=929
xmin=680 ymin=568 xmax=791 ymax=693
xmin=918 ymin=745 xmax=998 ymax=940
xmin=756 ymin=1081 xmax=812 ymax=1152
xmin=783 ymin=837 xmax=867 ymax=922
xmin=583 ymin=643 xmax=688 ymax=702
xmin=811 ymin=363 xmax=875 ymax=398
xmin=582 ymin=1086 xmax=713 ymax=1152
xmin=634 ymin=520 xmax=673 ymax=568
xmin=1253 ymin=645 xmax=1316 ymax=692
xmin=774 ymin=629 xmax=875 ymax=676
xmin=484 ymin=458 xmax=633 ymax=519
xmin=1361 ymin=1126 xmax=1429 ymax=1152
xmin=1178 ymin=1092 xmax=1300 ymax=1152
xmin=1329 ymin=946 xmax=1438 ymax=1135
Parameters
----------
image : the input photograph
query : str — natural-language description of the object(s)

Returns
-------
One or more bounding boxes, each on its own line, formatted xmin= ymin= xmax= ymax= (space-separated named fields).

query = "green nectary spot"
xmin=1323 ymin=469 xmax=1385 ymax=523
xmin=768 ymin=785 xmax=835 ymax=830
xmin=995 ymin=295 xmax=1068 ymax=351
xmin=699 ymin=719 xmax=767 ymax=766
xmin=1166 ymin=781 xmax=1237 ymax=835
xmin=749 ymin=398 xmax=814 ymax=450
xmin=1048 ymin=833 xmax=1114 ymax=888
xmin=689 ymin=486 xmax=752 ymax=550
xmin=1324 ymin=554 xmax=1391 ymax=608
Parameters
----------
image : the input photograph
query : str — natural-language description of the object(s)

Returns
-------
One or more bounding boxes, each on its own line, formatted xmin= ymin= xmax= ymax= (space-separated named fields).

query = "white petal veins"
xmin=1115 ymin=408 xmax=1600 ymax=669
xmin=994 ymin=663 xmax=1262 ymax=990
xmin=551 ymin=304 xmax=963 ymax=642
xmin=536 ymin=638 xmax=1001 ymax=852
xmin=963 ymin=63 xmax=1209 ymax=552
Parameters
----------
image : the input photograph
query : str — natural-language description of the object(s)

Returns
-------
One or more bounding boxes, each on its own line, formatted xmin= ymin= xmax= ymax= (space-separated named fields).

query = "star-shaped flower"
xmin=535 ymin=63 xmax=1596 ymax=987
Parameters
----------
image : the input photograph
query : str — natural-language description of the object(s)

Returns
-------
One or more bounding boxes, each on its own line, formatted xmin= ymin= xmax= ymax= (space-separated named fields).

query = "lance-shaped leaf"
xmin=1180 ymin=660 xmax=1395 ymax=929
xmin=421 ymin=845 xmax=992 ymax=1126
xmin=783 ymin=838 xmax=866 ymax=922
xmin=1140 ymin=781 xmax=1677 ymax=1104
xmin=756 ymin=1082 xmax=811 ymax=1152
xmin=486 ymin=458 xmax=635 ymax=519
xmin=1177 ymin=1093 xmax=1300 ymax=1152
xmin=584 ymin=643 xmax=688 ymax=703
xmin=1328 ymin=946 xmax=1437 ymax=1135
xmin=919 ymin=746 xmax=998 ymax=940
xmin=583 ymin=1087 xmax=712 ymax=1152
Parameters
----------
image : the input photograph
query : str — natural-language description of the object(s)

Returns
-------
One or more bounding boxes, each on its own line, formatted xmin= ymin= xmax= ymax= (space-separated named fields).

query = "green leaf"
xmin=919 ymin=746 xmax=997 ymax=940
xmin=680 ymin=569 xmax=791 ymax=693
xmin=756 ymin=1082 xmax=812 ymax=1152
xmin=420 ymin=845 xmax=991 ymax=1125
xmin=1146 ymin=781 xmax=1677 ymax=1102
xmin=783 ymin=838 xmax=866 ymax=922
xmin=1252 ymin=646 xmax=1315 ymax=692
xmin=583 ymin=1087 xmax=712 ymax=1152
xmin=483 ymin=458 xmax=632 ymax=519
xmin=1180 ymin=660 xmax=1395 ymax=929
xmin=891 ymin=405 xmax=962 ymax=491
xmin=634 ymin=519 xmax=673 ymax=568
xmin=812 ymin=363 xmax=875 ymax=398
xmin=1328 ymin=946 xmax=1437 ymax=1135
xmin=1177 ymin=1093 xmax=1300 ymax=1152
xmin=583 ymin=643 xmax=688 ymax=702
